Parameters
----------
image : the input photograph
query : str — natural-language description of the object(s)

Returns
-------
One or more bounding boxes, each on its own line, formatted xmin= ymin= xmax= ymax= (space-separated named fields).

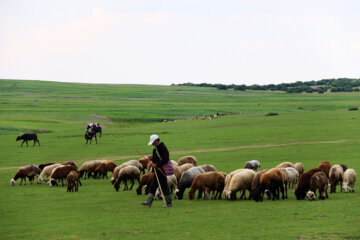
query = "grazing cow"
xmin=16 ymin=133 xmax=40 ymax=147
xmin=87 ymin=123 xmax=102 ymax=137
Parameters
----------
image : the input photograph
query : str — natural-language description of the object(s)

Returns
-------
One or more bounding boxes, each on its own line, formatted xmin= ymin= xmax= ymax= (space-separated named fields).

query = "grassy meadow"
xmin=0 ymin=79 xmax=359 ymax=240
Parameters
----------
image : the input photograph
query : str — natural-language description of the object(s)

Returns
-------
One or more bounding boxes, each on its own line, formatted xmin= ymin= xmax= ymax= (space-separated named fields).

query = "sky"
xmin=0 ymin=0 xmax=359 ymax=86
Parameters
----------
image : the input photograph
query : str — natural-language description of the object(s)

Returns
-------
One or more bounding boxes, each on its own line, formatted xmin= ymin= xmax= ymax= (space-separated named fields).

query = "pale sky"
xmin=1 ymin=0 xmax=359 ymax=85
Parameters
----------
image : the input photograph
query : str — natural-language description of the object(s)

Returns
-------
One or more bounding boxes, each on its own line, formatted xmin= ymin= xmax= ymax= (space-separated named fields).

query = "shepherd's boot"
xmin=140 ymin=193 xmax=154 ymax=208
xmin=163 ymin=195 xmax=172 ymax=208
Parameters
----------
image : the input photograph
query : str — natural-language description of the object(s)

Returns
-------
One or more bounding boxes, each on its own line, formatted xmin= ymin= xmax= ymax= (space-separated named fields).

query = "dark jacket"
xmin=152 ymin=142 xmax=170 ymax=167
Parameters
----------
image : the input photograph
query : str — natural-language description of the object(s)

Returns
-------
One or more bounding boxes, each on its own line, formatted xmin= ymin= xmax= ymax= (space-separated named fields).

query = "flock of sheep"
xmin=9 ymin=155 xmax=357 ymax=202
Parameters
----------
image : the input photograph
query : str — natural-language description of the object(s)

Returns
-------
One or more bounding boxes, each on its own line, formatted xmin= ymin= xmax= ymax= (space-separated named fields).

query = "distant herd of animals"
xmin=9 ymin=154 xmax=357 ymax=202
xmin=15 ymin=122 xmax=102 ymax=146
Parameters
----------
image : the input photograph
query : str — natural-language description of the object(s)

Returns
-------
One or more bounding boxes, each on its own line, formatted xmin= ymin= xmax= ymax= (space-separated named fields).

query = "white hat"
xmin=148 ymin=134 xmax=159 ymax=145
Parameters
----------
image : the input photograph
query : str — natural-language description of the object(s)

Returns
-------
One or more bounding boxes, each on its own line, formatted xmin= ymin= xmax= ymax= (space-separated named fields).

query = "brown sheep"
xmin=136 ymin=171 xmax=154 ymax=195
xmin=94 ymin=161 xmax=117 ymax=179
xmin=62 ymin=161 xmax=78 ymax=169
xmin=254 ymin=168 xmax=284 ymax=201
xmin=10 ymin=165 xmax=41 ymax=186
xmin=114 ymin=166 xmax=140 ymax=191
xmin=306 ymin=171 xmax=328 ymax=200
xmin=329 ymin=164 xmax=344 ymax=193
xmin=295 ymin=168 xmax=323 ymax=200
xmin=49 ymin=165 xmax=77 ymax=187
xmin=66 ymin=170 xmax=81 ymax=192
xmin=250 ymin=169 xmax=269 ymax=200
xmin=188 ymin=172 xmax=225 ymax=200
xmin=318 ymin=161 xmax=331 ymax=178
xmin=138 ymin=156 xmax=152 ymax=174
xmin=177 ymin=156 xmax=197 ymax=166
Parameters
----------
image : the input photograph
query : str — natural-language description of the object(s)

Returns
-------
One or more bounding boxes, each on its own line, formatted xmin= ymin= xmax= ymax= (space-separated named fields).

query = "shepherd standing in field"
xmin=140 ymin=134 xmax=173 ymax=208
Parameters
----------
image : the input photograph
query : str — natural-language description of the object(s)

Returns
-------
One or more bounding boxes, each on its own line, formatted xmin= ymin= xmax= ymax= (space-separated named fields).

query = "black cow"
xmin=16 ymin=133 xmax=40 ymax=147
xmin=85 ymin=131 xmax=97 ymax=144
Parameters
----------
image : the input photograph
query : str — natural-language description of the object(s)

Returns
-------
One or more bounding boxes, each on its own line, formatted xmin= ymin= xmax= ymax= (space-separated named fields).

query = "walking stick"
xmin=154 ymin=167 xmax=168 ymax=208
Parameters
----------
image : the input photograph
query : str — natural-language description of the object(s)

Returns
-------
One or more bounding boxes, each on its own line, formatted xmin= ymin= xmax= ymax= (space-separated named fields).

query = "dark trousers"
xmin=149 ymin=168 xmax=170 ymax=196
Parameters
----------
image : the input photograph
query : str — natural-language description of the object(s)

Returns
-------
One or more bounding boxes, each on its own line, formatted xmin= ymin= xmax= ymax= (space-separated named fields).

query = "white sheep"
xmin=280 ymin=167 xmax=299 ymax=196
xmin=329 ymin=164 xmax=344 ymax=193
xmin=111 ymin=163 xmax=130 ymax=184
xmin=37 ymin=164 xmax=62 ymax=184
xmin=225 ymin=169 xmax=255 ymax=200
xmin=342 ymin=169 xmax=356 ymax=193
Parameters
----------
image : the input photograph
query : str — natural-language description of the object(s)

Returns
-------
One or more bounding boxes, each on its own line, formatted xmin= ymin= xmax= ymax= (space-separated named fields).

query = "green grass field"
xmin=0 ymin=79 xmax=359 ymax=240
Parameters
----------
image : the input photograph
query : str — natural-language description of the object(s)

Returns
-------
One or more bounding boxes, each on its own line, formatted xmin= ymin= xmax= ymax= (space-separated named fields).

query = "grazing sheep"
xmin=275 ymin=161 xmax=295 ymax=169
xmin=111 ymin=163 xmax=130 ymax=184
xmin=174 ymin=165 xmax=182 ymax=182
xmin=329 ymin=164 xmax=344 ymax=193
xmin=66 ymin=170 xmax=81 ymax=192
xmin=223 ymin=169 xmax=248 ymax=197
xmin=244 ymin=160 xmax=261 ymax=170
xmin=62 ymin=161 xmax=78 ymax=169
xmin=79 ymin=160 xmax=107 ymax=179
xmin=37 ymin=163 xmax=62 ymax=184
xmin=138 ymin=156 xmax=152 ymax=174
xmin=121 ymin=160 xmax=143 ymax=172
xmin=38 ymin=163 xmax=55 ymax=171
xmin=10 ymin=165 xmax=41 ymax=186
xmin=306 ymin=171 xmax=328 ymax=201
xmin=16 ymin=133 xmax=40 ymax=147
xmin=188 ymin=171 xmax=226 ymax=200
xmin=280 ymin=167 xmax=299 ymax=198
xmin=250 ymin=169 xmax=269 ymax=200
xmin=136 ymin=171 xmax=155 ymax=195
xmin=254 ymin=168 xmax=284 ymax=201
xmin=199 ymin=164 xmax=217 ymax=172
xmin=294 ymin=162 xmax=304 ymax=176
xmin=318 ymin=161 xmax=332 ymax=178
xmin=342 ymin=169 xmax=356 ymax=193
xmin=49 ymin=165 xmax=78 ymax=187
xmin=114 ymin=166 xmax=140 ymax=191
xmin=94 ymin=161 xmax=117 ymax=179
xmin=295 ymin=168 xmax=323 ymax=200
xmin=178 ymin=163 xmax=194 ymax=173
xmin=84 ymin=131 xmax=97 ymax=144
xmin=225 ymin=169 xmax=255 ymax=200
xmin=175 ymin=167 xmax=205 ymax=199
xmin=177 ymin=156 xmax=197 ymax=166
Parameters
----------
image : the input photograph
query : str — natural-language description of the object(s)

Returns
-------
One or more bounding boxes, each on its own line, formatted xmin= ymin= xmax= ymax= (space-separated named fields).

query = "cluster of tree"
xmin=174 ymin=78 xmax=360 ymax=93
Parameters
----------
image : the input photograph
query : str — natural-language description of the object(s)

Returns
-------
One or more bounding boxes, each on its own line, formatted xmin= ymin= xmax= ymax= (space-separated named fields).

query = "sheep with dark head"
xmin=114 ymin=166 xmax=140 ymax=192
xmin=329 ymin=164 xmax=344 ymax=193
xmin=10 ymin=165 xmax=41 ymax=186
xmin=294 ymin=168 xmax=323 ymax=200
xmin=175 ymin=166 xmax=204 ymax=200
xmin=244 ymin=160 xmax=261 ymax=170
xmin=306 ymin=171 xmax=328 ymax=201
xmin=342 ymin=169 xmax=356 ymax=193
xmin=177 ymin=156 xmax=197 ymax=166
xmin=188 ymin=171 xmax=225 ymax=200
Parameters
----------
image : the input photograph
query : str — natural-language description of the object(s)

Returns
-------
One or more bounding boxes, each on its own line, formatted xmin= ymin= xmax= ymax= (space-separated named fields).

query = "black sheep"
xmin=16 ymin=133 xmax=40 ymax=147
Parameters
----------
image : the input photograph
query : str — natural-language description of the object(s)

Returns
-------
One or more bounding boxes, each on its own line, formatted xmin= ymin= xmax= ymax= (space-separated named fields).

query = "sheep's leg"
xmin=20 ymin=178 xmax=23 ymax=186
xmin=129 ymin=179 xmax=135 ymax=190
xmin=123 ymin=180 xmax=128 ymax=191
xmin=94 ymin=134 xmax=97 ymax=144
xmin=198 ymin=188 xmax=203 ymax=199
xmin=21 ymin=140 xmax=25 ymax=147
xmin=33 ymin=140 xmax=36 ymax=147
xmin=285 ymin=182 xmax=288 ymax=199
xmin=61 ymin=178 xmax=64 ymax=187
